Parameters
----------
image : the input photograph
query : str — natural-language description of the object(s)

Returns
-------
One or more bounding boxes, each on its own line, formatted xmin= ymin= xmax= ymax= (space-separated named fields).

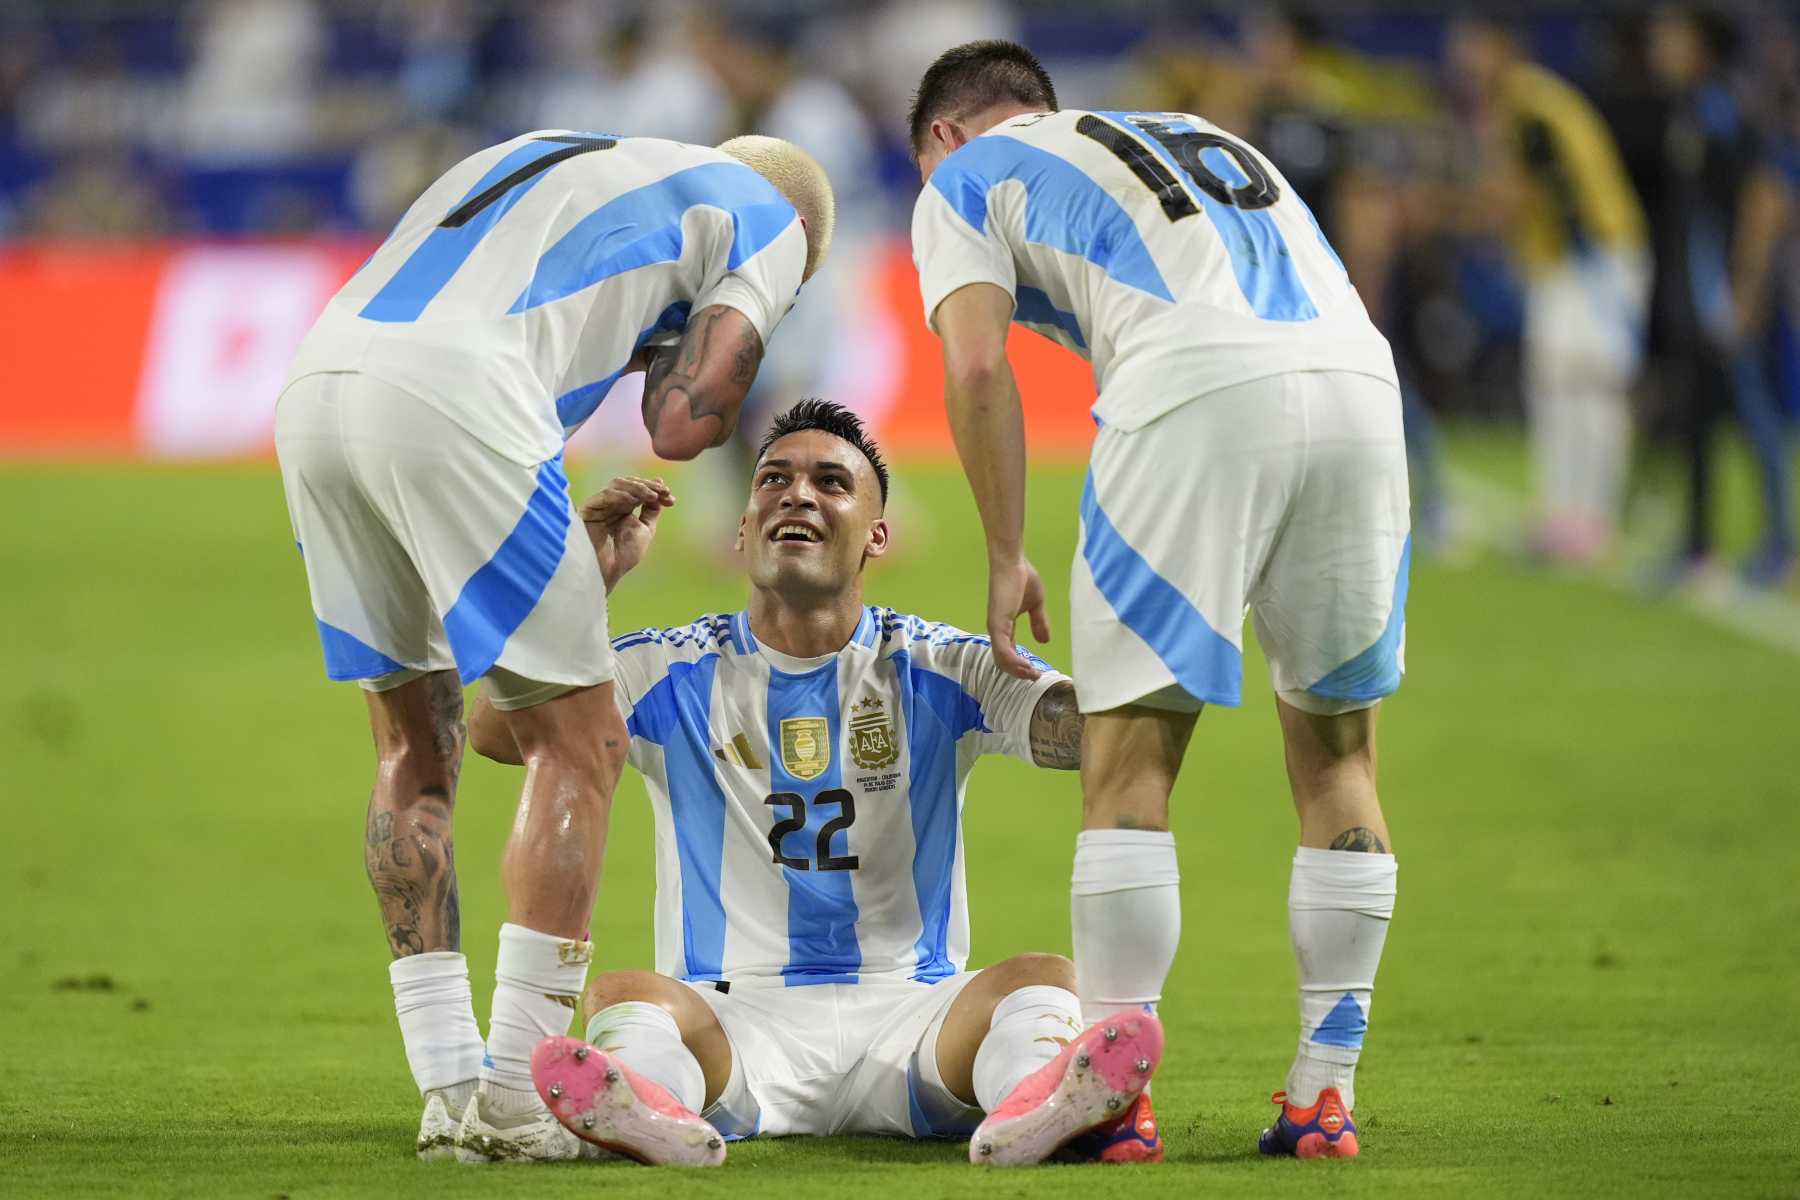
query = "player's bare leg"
xmin=527 ymin=971 xmax=731 ymax=1165
xmin=1260 ymin=697 xmax=1396 ymax=1160
xmin=462 ymin=681 xmax=629 ymax=1162
xmin=1070 ymin=705 xmax=1195 ymax=1024
xmin=363 ymin=669 xmax=485 ymax=1160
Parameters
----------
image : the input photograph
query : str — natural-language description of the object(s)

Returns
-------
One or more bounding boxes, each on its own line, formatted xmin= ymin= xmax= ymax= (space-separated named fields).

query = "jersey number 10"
xmin=765 ymin=790 xmax=860 ymax=872
xmin=1076 ymin=114 xmax=1280 ymax=219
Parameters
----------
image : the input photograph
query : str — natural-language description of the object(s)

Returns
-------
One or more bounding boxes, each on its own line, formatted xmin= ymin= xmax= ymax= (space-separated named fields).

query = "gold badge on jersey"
xmin=849 ymin=696 xmax=899 ymax=771
xmin=780 ymin=717 xmax=831 ymax=781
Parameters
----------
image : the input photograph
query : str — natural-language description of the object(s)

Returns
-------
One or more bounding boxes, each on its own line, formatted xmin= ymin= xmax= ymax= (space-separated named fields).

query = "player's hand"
xmin=579 ymin=476 xmax=675 ymax=593
xmin=985 ymin=556 xmax=1050 ymax=681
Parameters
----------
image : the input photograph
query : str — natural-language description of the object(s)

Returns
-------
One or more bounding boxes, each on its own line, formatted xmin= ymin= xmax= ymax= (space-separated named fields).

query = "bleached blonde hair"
xmin=717 ymin=135 xmax=835 ymax=282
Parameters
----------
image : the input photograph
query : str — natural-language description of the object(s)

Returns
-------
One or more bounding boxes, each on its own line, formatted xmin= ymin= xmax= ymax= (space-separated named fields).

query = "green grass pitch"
xmin=3 ymin=452 xmax=1796 ymax=1197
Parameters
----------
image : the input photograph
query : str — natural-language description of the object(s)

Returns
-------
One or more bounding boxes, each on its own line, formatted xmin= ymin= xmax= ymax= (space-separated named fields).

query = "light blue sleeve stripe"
xmin=1306 ymin=535 xmax=1410 ymax=702
xmin=1080 ymin=470 xmax=1242 ymax=706
xmin=1013 ymin=285 xmax=1087 ymax=349
xmin=767 ymin=661 xmax=861 ymax=985
xmin=1090 ymin=112 xmax=1318 ymax=322
xmin=626 ymin=654 xmax=731 ymax=980
xmin=899 ymin=656 xmax=984 ymax=983
xmin=314 ymin=617 xmax=408 ymax=681
xmin=554 ymin=301 xmax=692 ymax=433
xmin=358 ymin=139 xmax=576 ymax=323
xmin=510 ymin=162 xmax=795 ymax=314
xmin=441 ymin=453 xmax=573 ymax=684
xmin=929 ymin=135 xmax=1174 ymax=302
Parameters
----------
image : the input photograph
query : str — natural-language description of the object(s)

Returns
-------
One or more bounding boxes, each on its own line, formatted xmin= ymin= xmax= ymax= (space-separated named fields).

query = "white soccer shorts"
xmin=274 ymin=371 xmax=613 ymax=705
xmin=688 ymin=974 xmax=982 ymax=1140
xmin=1071 ymin=369 xmax=1411 ymax=716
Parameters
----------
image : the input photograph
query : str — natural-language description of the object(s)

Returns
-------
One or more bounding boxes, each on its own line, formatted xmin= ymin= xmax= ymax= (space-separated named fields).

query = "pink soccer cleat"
xmin=969 ymin=1013 xmax=1164 ymax=1166
xmin=530 ymin=1036 xmax=726 ymax=1167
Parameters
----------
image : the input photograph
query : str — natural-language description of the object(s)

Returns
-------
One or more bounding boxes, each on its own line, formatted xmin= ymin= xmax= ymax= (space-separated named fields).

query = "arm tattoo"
xmin=1028 ymin=681 xmax=1084 ymax=770
xmin=1328 ymin=826 xmax=1387 ymax=853
xmin=364 ymin=673 xmax=465 ymax=956
xmin=640 ymin=309 xmax=764 ymax=443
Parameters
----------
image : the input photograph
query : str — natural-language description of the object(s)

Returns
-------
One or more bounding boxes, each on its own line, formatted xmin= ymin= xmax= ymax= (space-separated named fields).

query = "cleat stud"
xmin=604 ymin=1067 xmax=620 ymax=1084
xmin=574 ymin=1046 xmax=590 ymax=1062
xmin=1136 ymin=1058 xmax=1151 ymax=1073
xmin=1104 ymin=1026 xmax=1118 ymax=1042
xmin=582 ymin=1115 xmax=596 ymax=1130
xmin=1106 ymin=1097 xmax=1121 ymax=1112
xmin=707 ymin=1137 xmax=722 ymax=1150
xmin=1075 ymin=1054 xmax=1090 ymax=1069
xmin=548 ymin=1083 xmax=563 ymax=1099
xmin=978 ymin=1142 xmax=993 ymax=1157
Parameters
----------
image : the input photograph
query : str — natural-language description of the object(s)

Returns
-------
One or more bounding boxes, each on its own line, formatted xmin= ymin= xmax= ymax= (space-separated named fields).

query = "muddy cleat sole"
xmin=1258 ymin=1088 xmax=1359 ymax=1159
xmin=532 ymin=1036 xmax=725 ymax=1167
xmin=970 ymin=1013 xmax=1163 ymax=1167
xmin=1058 ymin=1091 xmax=1164 ymax=1164
xmin=415 ymin=1091 xmax=461 ymax=1162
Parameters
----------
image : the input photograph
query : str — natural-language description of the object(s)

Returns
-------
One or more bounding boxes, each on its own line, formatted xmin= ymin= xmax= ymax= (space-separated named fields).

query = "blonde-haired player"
xmin=274 ymin=129 xmax=833 ymax=1162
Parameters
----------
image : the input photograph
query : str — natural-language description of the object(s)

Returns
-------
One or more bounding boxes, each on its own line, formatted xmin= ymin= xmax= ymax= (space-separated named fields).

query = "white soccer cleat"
xmin=532 ymin=1036 xmax=727 ymax=1167
xmin=452 ymin=1091 xmax=604 ymax=1163
xmin=415 ymin=1091 xmax=462 ymax=1161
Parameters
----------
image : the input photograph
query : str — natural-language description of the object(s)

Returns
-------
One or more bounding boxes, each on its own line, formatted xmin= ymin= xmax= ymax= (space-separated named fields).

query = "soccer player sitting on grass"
xmin=470 ymin=400 xmax=1164 ymax=1167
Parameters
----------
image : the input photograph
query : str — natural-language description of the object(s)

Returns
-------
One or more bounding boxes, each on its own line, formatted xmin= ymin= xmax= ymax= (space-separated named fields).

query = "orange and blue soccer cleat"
xmin=1059 ymin=1092 xmax=1164 ymax=1163
xmin=1257 ymin=1088 xmax=1359 ymax=1159
xmin=969 ymin=1013 xmax=1162 ymax=1166
xmin=531 ymin=1036 xmax=726 ymax=1167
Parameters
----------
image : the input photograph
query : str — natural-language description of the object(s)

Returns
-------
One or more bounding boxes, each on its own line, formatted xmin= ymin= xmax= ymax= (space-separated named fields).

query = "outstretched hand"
xmin=579 ymin=476 xmax=674 ymax=593
xmin=985 ymin=556 xmax=1050 ymax=681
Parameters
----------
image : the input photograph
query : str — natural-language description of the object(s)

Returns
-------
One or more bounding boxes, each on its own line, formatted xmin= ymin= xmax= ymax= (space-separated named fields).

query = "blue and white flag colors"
xmin=611 ymin=608 xmax=1064 ymax=988
xmin=286 ymin=131 xmax=809 ymax=467
xmin=912 ymin=109 xmax=1397 ymax=435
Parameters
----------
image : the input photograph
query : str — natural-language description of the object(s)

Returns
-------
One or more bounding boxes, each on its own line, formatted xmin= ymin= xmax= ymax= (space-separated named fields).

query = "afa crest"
xmin=849 ymin=696 xmax=899 ymax=770
xmin=779 ymin=717 xmax=831 ymax=781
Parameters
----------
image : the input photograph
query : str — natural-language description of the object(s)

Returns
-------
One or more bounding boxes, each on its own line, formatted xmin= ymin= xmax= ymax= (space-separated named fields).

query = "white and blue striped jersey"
xmin=609 ymin=608 xmax=1065 ymax=987
xmin=912 ymin=109 xmax=1397 ymax=431
xmin=286 ymin=132 xmax=809 ymax=465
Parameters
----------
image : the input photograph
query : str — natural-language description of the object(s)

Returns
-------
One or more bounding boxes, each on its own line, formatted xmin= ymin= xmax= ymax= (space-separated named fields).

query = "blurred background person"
xmin=1449 ymin=17 xmax=1650 ymax=568
xmin=1642 ymin=6 xmax=1794 ymax=589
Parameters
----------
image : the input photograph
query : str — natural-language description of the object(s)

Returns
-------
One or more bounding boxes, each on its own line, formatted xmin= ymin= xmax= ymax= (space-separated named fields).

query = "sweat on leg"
xmin=1071 ymin=830 xmax=1181 ymax=1025
xmin=1286 ymin=846 xmax=1397 ymax=1110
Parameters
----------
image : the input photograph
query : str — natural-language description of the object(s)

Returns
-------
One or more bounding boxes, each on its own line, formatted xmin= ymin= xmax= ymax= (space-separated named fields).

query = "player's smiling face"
xmin=739 ymin=429 xmax=889 ymax=598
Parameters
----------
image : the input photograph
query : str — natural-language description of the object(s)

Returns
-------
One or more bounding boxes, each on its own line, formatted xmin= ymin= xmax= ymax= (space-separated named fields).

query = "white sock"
xmin=480 ymin=922 xmax=591 ymax=1111
xmin=584 ymin=1002 xmax=705 ymax=1114
xmin=1071 ymin=830 xmax=1180 ymax=1025
xmin=1286 ymin=846 xmax=1397 ymax=1111
xmin=971 ymin=984 xmax=1085 ymax=1111
xmin=390 ymin=952 xmax=485 ymax=1097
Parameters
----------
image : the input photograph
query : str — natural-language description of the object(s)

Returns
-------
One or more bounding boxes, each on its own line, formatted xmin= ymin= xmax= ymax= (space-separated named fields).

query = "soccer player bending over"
xmin=470 ymin=401 xmax=1163 ymax=1167
xmin=909 ymin=42 xmax=1408 ymax=1161
xmin=274 ymin=130 xmax=833 ymax=1161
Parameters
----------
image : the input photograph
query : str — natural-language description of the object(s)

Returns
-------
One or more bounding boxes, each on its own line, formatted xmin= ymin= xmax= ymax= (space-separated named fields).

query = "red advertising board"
xmin=0 ymin=239 xmax=1097 ymax=462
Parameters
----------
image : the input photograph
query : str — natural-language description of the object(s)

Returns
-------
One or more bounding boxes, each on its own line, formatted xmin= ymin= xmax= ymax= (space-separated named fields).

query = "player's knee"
xmin=582 ymin=969 xmax=679 ymax=1019
xmin=986 ymin=952 xmax=1077 ymax=994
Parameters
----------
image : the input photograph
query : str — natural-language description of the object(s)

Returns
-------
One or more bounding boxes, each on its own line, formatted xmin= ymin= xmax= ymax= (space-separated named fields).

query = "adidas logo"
xmin=714 ymin=732 xmax=765 ymax=769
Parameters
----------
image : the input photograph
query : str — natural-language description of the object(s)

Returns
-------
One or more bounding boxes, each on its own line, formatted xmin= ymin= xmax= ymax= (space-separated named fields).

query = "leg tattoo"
xmin=1328 ymin=826 xmax=1387 ymax=854
xmin=365 ymin=673 xmax=465 ymax=956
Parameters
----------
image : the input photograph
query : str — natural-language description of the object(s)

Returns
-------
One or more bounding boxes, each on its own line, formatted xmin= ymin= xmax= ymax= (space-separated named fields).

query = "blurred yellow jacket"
xmin=1502 ymin=62 xmax=1647 ymax=272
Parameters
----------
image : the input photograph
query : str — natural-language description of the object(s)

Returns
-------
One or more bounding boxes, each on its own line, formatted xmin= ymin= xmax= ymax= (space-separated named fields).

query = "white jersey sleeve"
xmin=911 ymin=177 xmax=1018 ymax=333
xmin=692 ymin=217 xmax=808 ymax=348
xmin=894 ymin=619 xmax=1067 ymax=765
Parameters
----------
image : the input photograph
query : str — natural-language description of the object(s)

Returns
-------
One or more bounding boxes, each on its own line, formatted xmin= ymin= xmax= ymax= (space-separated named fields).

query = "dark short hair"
xmin=908 ymin=39 xmax=1057 ymax=157
xmin=756 ymin=398 xmax=890 ymax=506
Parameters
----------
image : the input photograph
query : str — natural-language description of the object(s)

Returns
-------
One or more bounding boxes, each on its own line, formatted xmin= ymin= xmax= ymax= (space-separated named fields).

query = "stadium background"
xmin=2 ymin=1 xmax=1796 ymax=1195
